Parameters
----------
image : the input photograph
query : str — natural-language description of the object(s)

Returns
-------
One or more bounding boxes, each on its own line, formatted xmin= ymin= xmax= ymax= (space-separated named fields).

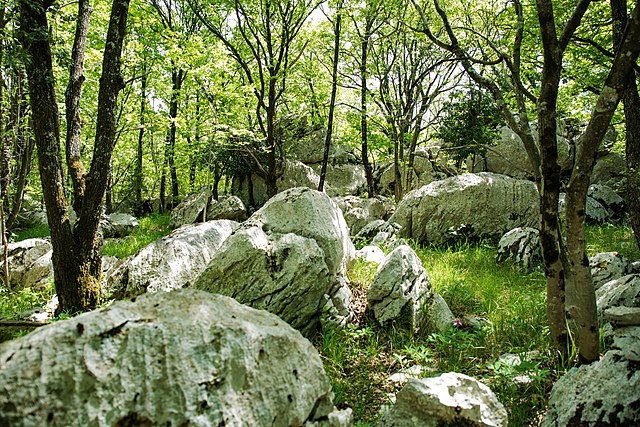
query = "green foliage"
xmin=436 ymin=86 xmax=503 ymax=164
xmin=12 ymin=224 xmax=51 ymax=242
xmin=102 ymin=213 xmax=172 ymax=258
xmin=0 ymin=283 xmax=55 ymax=320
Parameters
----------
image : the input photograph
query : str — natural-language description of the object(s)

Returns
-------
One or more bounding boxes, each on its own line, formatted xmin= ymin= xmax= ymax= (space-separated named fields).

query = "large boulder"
xmin=496 ymin=227 xmax=542 ymax=272
xmin=311 ymin=163 xmax=367 ymax=197
xmin=0 ymin=290 xmax=351 ymax=427
xmin=542 ymin=345 xmax=640 ymax=426
xmin=205 ymin=195 xmax=247 ymax=222
xmin=590 ymin=252 xmax=632 ymax=291
xmin=379 ymin=374 xmax=508 ymax=427
xmin=368 ymin=245 xmax=430 ymax=331
xmin=334 ymin=195 xmax=395 ymax=236
xmin=106 ymin=220 xmax=237 ymax=299
xmin=591 ymin=152 xmax=625 ymax=188
xmin=170 ymin=187 xmax=211 ymax=228
xmin=195 ymin=188 xmax=354 ymax=336
xmin=1 ymin=238 xmax=52 ymax=290
xmin=391 ymin=173 xmax=540 ymax=245
xmin=588 ymin=184 xmax=626 ymax=222
xmin=596 ymin=274 xmax=640 ymax=318
xmin=479 ymin=125 xmax=572 ymax=179
xmin=100 ymin=212 xmax=139 ymax=238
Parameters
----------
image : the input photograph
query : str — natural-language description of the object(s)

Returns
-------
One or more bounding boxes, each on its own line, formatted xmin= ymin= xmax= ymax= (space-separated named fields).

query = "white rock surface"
xmin=590 ymin=252 xmax=631 ymax=290
xmin=496 ymin=227 xmax=542 ymax=271
xmin=107 ymin=220 xmax=237 ymax=299
xmin=0 ymin=290 xmax=352 ymax=427
xmin=391 ymin=173 xmax=540 ymax=245
xmin=205 ymin=195 xmax=247 ymax=222
xmin=596 ymin=274 xmax=640 ymax=317
xmin=379 ymin=374 xmax=508 ymax=427
xmin=170 ymin=187 xmax=211 ymax=228
xmin=367 ymin=245 xmax=430 ymax=331
xmin=1 ymin=238 xmax=52 ymax=290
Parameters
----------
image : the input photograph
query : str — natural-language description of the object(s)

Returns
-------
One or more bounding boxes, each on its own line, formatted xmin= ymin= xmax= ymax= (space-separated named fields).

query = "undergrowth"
xmin=102 ymin=213 xmax=172 ymax=258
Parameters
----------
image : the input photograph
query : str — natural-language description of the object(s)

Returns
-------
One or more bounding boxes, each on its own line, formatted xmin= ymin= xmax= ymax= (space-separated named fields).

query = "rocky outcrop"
xmin=590 ymin=252 xmax=632 ymax=291
xmin=100 ymin=212 xmax=139 ymax=238
xmin=496 ymin=227 xmax=542 ymax=272
xmin=591 ymin=152 xmax=625 ymax=188
xmin=1 ymin=238 xmax=52 ymax=290
xmin=170 ymin=187 xmax=211 ymax=228
xmin=379 ymin=374 xmax=508 ymax=427
xmin=367 ymin=245 xmax=451 ymax=333
xmin=106 ymin=220 xmax=237 ymax=299
xmin=391 ymin=173 xmax=540 ymax=245
xmin=195 ymin=188 xmax=354 ymax=336
xmin=334 ymin=195 xmax=395 ymax=236
xmin=0 ymin=290 xmax=352 ymax=427
xmin=205 ymin=195 xmax=247 ymax=222
xmin=596 ymin=274 xmax=640 ymax=318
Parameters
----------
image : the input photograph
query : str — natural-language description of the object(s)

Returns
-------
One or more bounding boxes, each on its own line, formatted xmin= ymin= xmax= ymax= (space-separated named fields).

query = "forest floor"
xmin=2 ymin=217 xmax=638 ymax=426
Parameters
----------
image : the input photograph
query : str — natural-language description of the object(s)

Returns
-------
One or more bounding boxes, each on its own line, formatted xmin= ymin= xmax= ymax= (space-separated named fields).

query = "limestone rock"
xmin=590 ymin=252 xmax=631 ymax=291
xmin=0 ymin=290 xmax=351 ymax=427
xmin=596 ymin=274 xmax=640 ymax=317
xmin=206 ymin=195 xmax=247 ymax=222
xmin=367 ymin=245 xmax=430 ymax=331
xmin=100 ymin=212 xmax=139 ymax=238
xmin=585 ymin=197 xmax=609 ymax=223
xmin=170 ymin=187 xmax=211 ymax=228
xmin=605 ymin=306 xmax=640 ymax=326
xmin=588 ymin=184 xmax=625 ymax=221
xmin=195 ymin=188 xmax=354 ymax=336
xmin=355 ymin=245 xmax=387 ymax=265
xmin=542 ymin=349 xmax=640 ymax=426
xmin=1 ymin=238 xmax=52 ymax=290
xmin=591 ymin=152 xmax=626 ymax=188
xmin=379 ymin=374 xmax=508 ymax=427
xmin=496 ymin=227 xmax=542 ymax=272
xmin=391 ymin=173 xmax=540 ymax=245
xmin=194 ymin=225 xmax=334 ymax=336
xmin=335 ymin=195 xmax=395 ymax=235
xmin=424 ymin=292 xmax=455 ymax=333
xmin=311 ymin=163 xmax=367 ymax=197
xmin=107 ymin=220 xmax=237 ymax=299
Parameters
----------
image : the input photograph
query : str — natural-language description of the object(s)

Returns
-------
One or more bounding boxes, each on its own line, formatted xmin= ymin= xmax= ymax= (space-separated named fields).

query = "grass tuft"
xmin=102 ymin=213 xmax=172 ymax=258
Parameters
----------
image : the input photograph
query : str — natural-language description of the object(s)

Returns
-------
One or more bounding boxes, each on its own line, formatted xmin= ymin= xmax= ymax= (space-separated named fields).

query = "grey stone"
xmin=542 ymin=349 xmax=640 ymax=426
xmin=611 ymin=326 xmax=640 ymax=361
xmin=391 ymin=173 xmax=540 ymax=245
xmin=107 ymin=220 xmax=237 ymax=299
xmin=591 ymin=152 xmax=626 ymax=188
xmin=367 ymin=245 xmax=430 ymax=332
xmin=379 ymin=374 xmax=508 ymax=427
xmin=1 ymin=238 xmax=52 ymax=290
xmin=424 ymin=292 xmax=455 ymax=333
xmin=334 ymin=195 xmax=395 ymax=236
xmin=496 ymin=227 xmax=542 ymax=272
xmin=205 ymin=195 xmax=247 ymax=222
xmin=195 ymin=188 xmax=354 ymax=336
xmin=0 ymin=290 xmax=351 ymax=427
xmin=605 ymin=306 xmax=640 ymax=326
xmin=355 ymin=245 xmax=387 ymax=265
xmin=588 ymin=184 xmax=625 ymax=221
xmin=311 ymin=163 xmax=367 ymax=197
xmin=586 ymin=197 xmax=609 ymax=223
xmin=596 ymin=274 xmax=640 ymax=317
xmin=170 ymin=187 xmax=211 ymax=228
xmin=590 ymin=252 xmax=631 ymax=290
xmin=100 ymin=213 xmax=139 ymax=238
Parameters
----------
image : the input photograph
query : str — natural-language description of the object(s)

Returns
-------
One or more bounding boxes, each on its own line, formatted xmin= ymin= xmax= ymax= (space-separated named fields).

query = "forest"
xmin=1 ymin=0 xmax=640 ymax=425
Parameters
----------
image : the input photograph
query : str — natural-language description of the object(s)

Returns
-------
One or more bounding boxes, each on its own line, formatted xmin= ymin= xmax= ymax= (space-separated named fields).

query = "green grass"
xmin=102 ymin=213 xmax=172 ymax=258
xmin=585 ymin=223 xmax=640 ymax=259
xmin=12 ymin=224 xmax=50 ymax=241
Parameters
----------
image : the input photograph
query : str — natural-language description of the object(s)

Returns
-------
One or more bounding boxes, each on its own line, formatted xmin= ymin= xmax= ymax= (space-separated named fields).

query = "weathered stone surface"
xmin=195 ymin=188 xmax=354 ymax=336
xmin=379 ymin=374 xmax=508 ymax=427
xmin=496 ymin=227 xmax=541 ymax=272
xmin=611 ymin=326 xmax=640 ymax=361
xmin=480 ymin=125 xmax=572 ymax=179
xmin=194 ymin=225 xmax=334 ymax=336
xmin=596 ymin=274 xmax=640 ymax=317
xmin=391 ymin=173 xmax=540 ymax=245
xmin=206 ymin=195 xmax=247 ymax=222
xmin=591 ymin=152 xmax=626 ymax=188
xmin=605 ymin=306 xmax=640 ymax=326
xmin=100 ymin=213 xmax=139 ymax=238
xmin=585 ymin=197 xmax=609 ymax=223
xmin=355 ymin=245 xmax=386 ymax=265
xmin=542 ymin=349 xmax=640 ymax=426
xmin=424 ymin=292 xmax=455 ymax=333
xmin=311 ymin=163 xmax=367 ymax=197
xmin=1 ymin=238 xmax=52 ymax=290
xmin=367 ymin=245 xmax=430 ymax=331
xmin=0 ymin=290 xmax=352 ymax=427
xmin=354 ymin=220 xmax=402 ymax=244
xmin=588 ymin=184 xmax=625 ymax=221
xmin=590 ymin=252 xmax=631 ymax=291
xmin=107 ymin=220 xmax=237 ymax=299
xmin=335 ymin=195 xmax=395 ymax=236
xmin=170 ymin=187 xmax=211 ymax=228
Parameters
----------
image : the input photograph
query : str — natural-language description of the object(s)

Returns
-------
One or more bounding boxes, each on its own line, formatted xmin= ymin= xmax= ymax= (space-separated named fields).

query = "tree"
xmin=191 ymin=0 xmax=319 ymax=199
xmin=412 ymin=0 xmax=640 ymax=364
xmin=19 ymin=0 xmax=131 ymax=313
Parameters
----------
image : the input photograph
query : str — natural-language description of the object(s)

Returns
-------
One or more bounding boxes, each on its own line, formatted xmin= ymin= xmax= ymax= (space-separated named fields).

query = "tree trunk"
xmin=0 ymin=7 xmax=10 ymax=288
xmin=65 ymin=0 xmax=91 ymax=213
xmin=135 ymin=68 xmax=146 ymax=216
xmin=319 ymin=11 xmax=341 ymax=192
xmin=360 ymin=32 xmax=375 ymax=197
xmin=611 ymin=0 xmax=640 ymax=250
xmin=168 ymin=67 xmax=185 ymax=202
xmin=20 ymin=0 xmax=131 ymax=314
